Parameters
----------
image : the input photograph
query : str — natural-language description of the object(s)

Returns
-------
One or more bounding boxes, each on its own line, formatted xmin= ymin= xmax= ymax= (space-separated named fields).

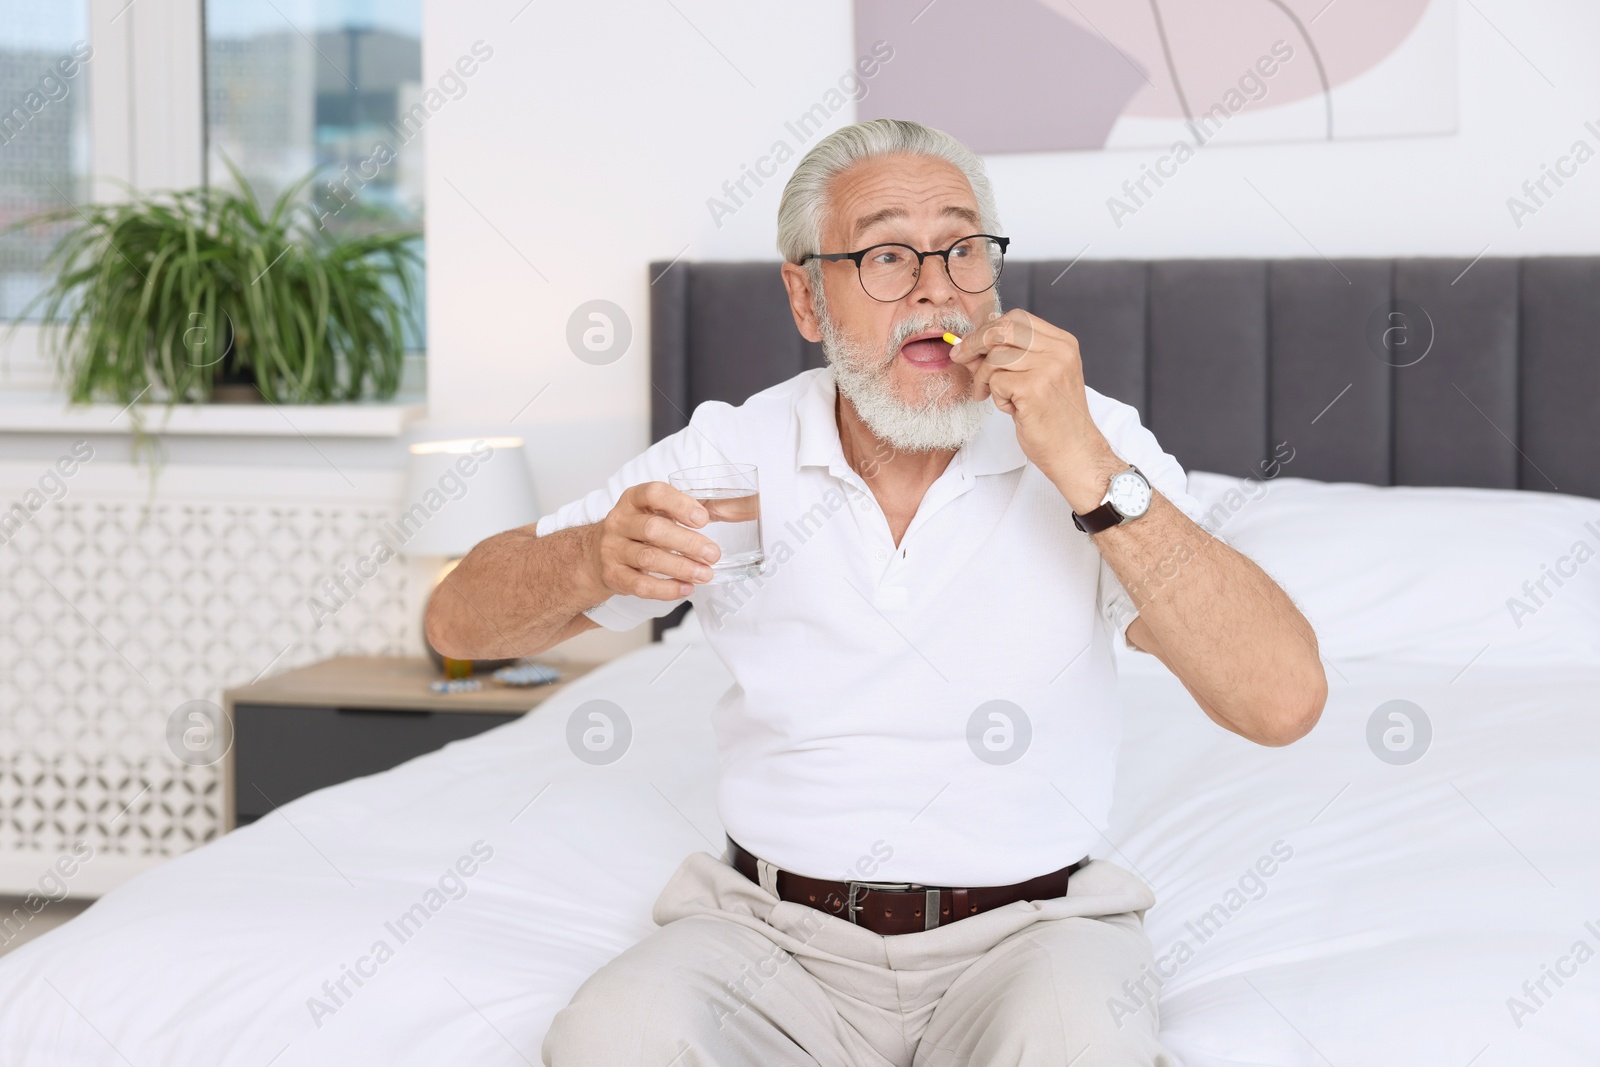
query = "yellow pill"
xmin=942 ymin=332 xmax=961 ymax=345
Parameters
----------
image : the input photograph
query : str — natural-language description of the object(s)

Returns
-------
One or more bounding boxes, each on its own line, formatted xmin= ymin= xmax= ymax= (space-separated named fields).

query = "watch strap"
xmin=1071 ymin=501 xmax=1123 ymax=535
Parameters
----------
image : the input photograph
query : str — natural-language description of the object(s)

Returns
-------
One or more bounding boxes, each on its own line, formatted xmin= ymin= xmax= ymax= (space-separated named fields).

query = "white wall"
xmin=424 ymin=0 xmax=1600 ymax=511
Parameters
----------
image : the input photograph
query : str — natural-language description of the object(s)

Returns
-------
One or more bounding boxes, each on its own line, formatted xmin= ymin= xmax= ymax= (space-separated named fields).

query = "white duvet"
xmin=4 ymin=471 xmax=1600 ymax=1065
xmin=0 ymin=625 xmax=1595 ymax=1065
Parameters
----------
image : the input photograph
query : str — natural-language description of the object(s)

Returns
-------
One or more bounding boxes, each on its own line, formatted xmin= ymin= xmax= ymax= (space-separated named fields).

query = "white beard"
xmin=819 ymin=306 xmax=993 ymax=453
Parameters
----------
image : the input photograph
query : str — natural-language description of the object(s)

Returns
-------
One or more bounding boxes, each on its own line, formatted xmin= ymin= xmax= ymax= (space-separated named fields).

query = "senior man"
xmin=428 ymin=118 xmax=1326 ymax=1066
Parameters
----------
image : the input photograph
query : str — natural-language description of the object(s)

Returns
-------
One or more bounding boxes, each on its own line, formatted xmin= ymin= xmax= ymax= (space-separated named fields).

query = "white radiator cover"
xmin=0 ymin=459 xmax=424 ymax=897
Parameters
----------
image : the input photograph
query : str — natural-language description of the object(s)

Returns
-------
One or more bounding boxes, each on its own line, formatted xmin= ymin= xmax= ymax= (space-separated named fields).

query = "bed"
xmin=2 ymin=256 xmax=1598 ymax=1065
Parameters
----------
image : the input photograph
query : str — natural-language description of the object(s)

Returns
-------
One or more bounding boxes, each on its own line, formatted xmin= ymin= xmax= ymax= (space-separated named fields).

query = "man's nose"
xmin=908 ymin=255 xmax=960 ymax=305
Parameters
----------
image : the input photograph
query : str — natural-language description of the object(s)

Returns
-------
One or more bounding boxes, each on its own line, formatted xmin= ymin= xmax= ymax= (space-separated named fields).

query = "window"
xmin=0 ymin=4 xmax=91 ymax=321
xmin=204 ymin=0 xmax=424 ymax=347
xmin=0 ymin=0 xmax=424 ymax=380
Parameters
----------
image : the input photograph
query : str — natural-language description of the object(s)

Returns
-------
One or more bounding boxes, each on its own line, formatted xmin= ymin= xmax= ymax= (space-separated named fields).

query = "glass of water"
xmin=668 ymin=463 xmax=764 ymax=582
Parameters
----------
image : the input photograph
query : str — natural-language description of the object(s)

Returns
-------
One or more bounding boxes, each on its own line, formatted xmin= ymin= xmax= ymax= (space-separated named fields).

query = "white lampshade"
xmin=399 ymin=436 xmax=540 ymax=557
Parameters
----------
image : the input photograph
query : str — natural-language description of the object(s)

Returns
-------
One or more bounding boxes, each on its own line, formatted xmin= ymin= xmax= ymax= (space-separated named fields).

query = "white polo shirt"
xmin=536 ymin=366 xmax=1202 ymax=886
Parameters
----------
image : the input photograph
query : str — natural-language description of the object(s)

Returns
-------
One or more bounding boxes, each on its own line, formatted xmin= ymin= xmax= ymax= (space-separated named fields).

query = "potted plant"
xmin=6 ymin=162 xmax=421 ymax=411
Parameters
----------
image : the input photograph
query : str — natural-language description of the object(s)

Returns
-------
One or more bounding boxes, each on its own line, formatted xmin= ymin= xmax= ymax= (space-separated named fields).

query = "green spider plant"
xmin=6 ymin=161 xmax=421 ymax=408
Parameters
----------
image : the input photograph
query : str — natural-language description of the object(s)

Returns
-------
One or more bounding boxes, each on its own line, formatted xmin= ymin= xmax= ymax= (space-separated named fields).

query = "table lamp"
xmin=402 ymin=436 xmax=540 ymax=675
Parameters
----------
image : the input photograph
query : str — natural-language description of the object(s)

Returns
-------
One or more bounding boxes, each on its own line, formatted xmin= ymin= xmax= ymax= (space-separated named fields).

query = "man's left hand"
xmin=951 ymin=309 xmax=1124 ymax=512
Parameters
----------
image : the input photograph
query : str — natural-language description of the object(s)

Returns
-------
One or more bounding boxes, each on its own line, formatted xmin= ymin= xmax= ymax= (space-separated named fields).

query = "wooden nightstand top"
xmin=223 ymin=655 xmax=602 ymax=714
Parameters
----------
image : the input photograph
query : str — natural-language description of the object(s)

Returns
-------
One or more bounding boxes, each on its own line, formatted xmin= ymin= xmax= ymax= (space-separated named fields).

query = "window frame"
xmin=2 ymin=0 xmax=204 ymax=391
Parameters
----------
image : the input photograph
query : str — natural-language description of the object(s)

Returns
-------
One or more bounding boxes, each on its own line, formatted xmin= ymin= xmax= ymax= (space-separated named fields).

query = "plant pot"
xmin=210 ymin=342 xmax=261 ymax=403
xmin=209 ymin=382 xmax=262 ymax=404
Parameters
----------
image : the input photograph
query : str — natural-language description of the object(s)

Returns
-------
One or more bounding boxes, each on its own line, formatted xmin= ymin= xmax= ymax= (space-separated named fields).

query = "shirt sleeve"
xmin=1084 ymin=388 xmax=1205 ymax=652
xmin=535 ymin=401 xmax=736 ymax=632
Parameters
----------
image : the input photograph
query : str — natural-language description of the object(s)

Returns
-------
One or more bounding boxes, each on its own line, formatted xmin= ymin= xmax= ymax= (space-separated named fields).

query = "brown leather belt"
xmin=728 ymin=839 xmax=1088 ymax=937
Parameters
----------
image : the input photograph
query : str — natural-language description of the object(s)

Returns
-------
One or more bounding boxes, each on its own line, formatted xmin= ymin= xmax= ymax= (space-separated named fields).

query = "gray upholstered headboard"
xmin=650 ymin=257 xmax=1599 ymax=499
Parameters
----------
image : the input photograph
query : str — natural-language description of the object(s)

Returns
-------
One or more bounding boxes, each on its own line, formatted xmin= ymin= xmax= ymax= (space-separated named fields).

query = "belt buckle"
xmin=844 ymin=880 xmax=919 ymax=925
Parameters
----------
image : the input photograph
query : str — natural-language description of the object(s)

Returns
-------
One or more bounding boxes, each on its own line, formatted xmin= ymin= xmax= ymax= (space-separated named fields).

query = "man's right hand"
xmin=585 ymin=481 xmax=721 ymax=601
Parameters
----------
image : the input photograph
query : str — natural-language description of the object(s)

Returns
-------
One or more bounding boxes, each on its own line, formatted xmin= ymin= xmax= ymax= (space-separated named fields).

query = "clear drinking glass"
xmin=668 ymin=463 xmax=764 ymax=582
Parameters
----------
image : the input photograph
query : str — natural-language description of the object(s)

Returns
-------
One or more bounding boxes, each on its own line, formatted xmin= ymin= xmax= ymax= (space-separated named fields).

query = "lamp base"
xmin=426 ymin=643 xmax=518 ymax=678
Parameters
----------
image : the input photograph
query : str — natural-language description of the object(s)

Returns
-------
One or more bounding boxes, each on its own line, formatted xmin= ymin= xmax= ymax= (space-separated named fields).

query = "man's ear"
xmin=780 ymin=262 xmax=823 ymax=343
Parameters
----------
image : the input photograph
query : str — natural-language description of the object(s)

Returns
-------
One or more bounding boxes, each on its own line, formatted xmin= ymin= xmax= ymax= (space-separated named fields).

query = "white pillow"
xmin=1176 ymin=471 xmax=1600 ymax=667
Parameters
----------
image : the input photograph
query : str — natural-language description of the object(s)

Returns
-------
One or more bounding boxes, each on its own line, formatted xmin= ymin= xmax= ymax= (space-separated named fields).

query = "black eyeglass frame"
xmin=798 ymin=234 xmax=1011 ymax=302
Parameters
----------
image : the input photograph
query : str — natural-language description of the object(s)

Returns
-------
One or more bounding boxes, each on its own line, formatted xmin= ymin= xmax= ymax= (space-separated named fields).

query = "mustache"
xmin=875 ymin=310 xmax=979 ymax=367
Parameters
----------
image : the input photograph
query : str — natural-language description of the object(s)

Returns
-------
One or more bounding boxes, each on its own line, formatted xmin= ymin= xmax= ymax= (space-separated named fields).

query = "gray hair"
xmin=776 ymin=118 xmax=1001 ymax=267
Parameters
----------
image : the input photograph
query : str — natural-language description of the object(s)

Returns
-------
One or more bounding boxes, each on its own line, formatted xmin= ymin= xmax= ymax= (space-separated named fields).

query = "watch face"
xmin=1108 ymin=469 xmax=1152 ymax=518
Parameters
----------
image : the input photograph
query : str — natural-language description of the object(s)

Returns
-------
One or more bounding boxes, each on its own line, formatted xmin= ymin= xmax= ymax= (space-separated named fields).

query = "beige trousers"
xmin=542 ymin=851 xmax=1175 ymax=1067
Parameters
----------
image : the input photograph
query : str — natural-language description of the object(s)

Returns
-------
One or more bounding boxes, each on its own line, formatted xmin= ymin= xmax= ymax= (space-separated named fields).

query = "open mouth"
xmin=898 ymin=330 xmax=955 ymax=369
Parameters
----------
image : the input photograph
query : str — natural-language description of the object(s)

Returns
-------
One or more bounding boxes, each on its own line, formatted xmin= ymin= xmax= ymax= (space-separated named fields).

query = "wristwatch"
xmin=1071 ymin=465 xmax=1152 ymax=534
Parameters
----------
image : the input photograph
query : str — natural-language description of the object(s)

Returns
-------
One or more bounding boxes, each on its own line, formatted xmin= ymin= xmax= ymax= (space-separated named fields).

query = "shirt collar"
xmin=796 ymin=367 xmax=1028 ymax=478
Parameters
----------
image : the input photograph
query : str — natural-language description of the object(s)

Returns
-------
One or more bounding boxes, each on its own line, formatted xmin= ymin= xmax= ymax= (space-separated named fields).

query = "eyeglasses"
xmin=800 ymin=234 xmax=1010 ymax=303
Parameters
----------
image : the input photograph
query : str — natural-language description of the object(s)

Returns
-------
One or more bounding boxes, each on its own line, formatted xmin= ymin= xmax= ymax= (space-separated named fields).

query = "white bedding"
xmin=1 ymin=616 xmax=1597 ymax=1065
xmin=6 ymin=472 xmax=1600 ymax=1064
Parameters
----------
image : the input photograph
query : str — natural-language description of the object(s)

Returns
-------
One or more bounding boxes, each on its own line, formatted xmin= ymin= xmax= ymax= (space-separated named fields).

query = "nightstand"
xmin=221 ymin=656 xmax=598 ymax=830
